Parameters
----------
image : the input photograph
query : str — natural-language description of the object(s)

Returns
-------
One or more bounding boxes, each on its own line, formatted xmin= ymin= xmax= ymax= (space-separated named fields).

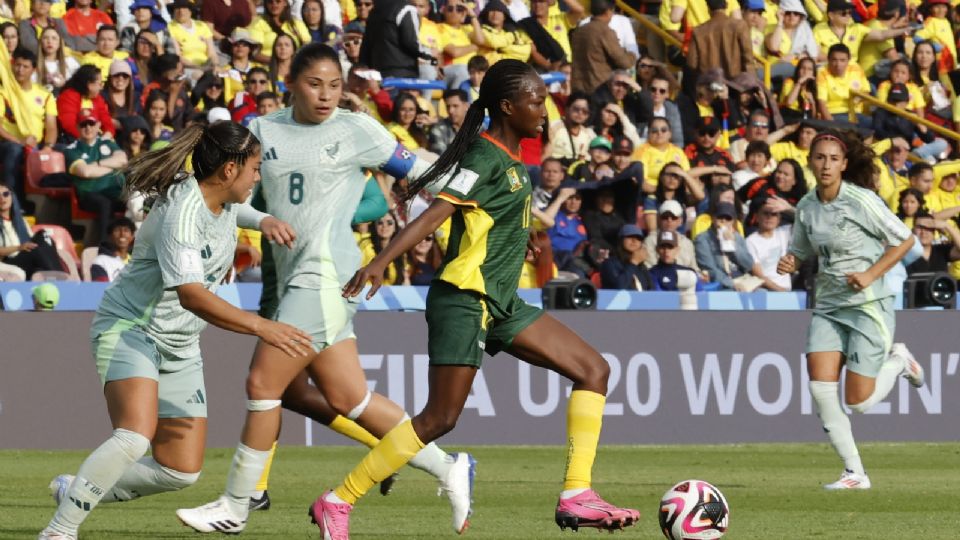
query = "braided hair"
xmin=402 ymin=59 xmax=538 ymax=202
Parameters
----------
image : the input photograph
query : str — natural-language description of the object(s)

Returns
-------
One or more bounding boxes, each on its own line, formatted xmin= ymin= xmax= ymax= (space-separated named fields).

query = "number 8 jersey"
xmin=249 ymin=108 xmax=414 ymax=295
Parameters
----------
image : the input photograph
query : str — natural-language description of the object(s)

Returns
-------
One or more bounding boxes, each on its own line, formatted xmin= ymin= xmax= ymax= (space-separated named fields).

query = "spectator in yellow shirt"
xmin=916 ymin=0 xmax=957 ymax=72
xmin=438 ymin=0 xmax=478 ymax=89
xmin=81 ymin=25 xmax=129 ymax=81
xmin=247 ymin=0 xmax=311 ymax=64
xmin=876 ymin=59 xmax=926 ymax=117
xmin=816 ymin=43 xmax=870 ymax=125
xmin=386 ymin=92 xmax=428 ymax=149
xmin=634 ymin=117 xmax=690 ymax=192
xmin=811 ymin=0 xmax=908 ymax=63
xmin=413 ymin=0 xmax=442 ymax=79
xmin=471 ymin=0 xmax=532 ymax=64
xmin=167 ymin=0 xmax=218 ymax=73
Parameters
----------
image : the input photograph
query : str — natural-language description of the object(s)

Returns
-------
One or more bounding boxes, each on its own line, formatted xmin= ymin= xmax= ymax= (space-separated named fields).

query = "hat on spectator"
xmin=887 ymin=82 xmax=910 ymax=104
xmin=32 ymin=283 xmax=60 ymax=311
xmin=696 ymin=115 xmax=720 ymax=133
xmin=715 ymin=201 xmax=737 ymax=219
xmin=612 ymin=136 xmax=634 ymax=155
xmin=696 ymin=67 xmax=734 ymax=90
xmin=207 ymin=107 xmax=232 ymax=124
xmin=826 ymin=0 xmax=854 ymax=12
xmin=223 ymin=28 xmax=262 ymax=55
xmin=657 ymin=230 xmax=679 ymax=248
xmin=167 ymin=0 xmax=195 ymax=14
xmin=343 ymin=20 xmax=365 ymax=37
xmin=121 ymin=114 xmax=149 ymax=134
xmin=78 ymin=108 xmax=98 ymax=125
xmin=659 ymin=199 xmax=684 ymax=217
xmin=745 ymin=0 xmax=765 ymax=9
xmin=619 ymin=224 xmax=645 ymax=239
xmin=109 ymin=60 xmax=132 ymax=77
xmin=589 ymin=136 xmax=613 ymax=152
xmin=779 ymin=0 xmax=806 ymax=14
xmin=129 ymin=0 xmax=157 ymax=12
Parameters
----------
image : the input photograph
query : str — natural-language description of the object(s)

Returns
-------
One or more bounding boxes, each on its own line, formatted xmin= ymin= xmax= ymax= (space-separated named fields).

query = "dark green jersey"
xmin=436 ymin=132 xmax=533 ymax=311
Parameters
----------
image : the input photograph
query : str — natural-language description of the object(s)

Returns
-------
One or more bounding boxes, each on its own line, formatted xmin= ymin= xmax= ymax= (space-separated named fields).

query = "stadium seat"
xmin=32 ymin=224 xmax=80 ymax=264
xmin=24 ymin=148 xmax=70 ymax=211
xmin=80 ymin=246 xmax=99 ymax=282
xmin=31 ymin=270 xmax=72 ymax=281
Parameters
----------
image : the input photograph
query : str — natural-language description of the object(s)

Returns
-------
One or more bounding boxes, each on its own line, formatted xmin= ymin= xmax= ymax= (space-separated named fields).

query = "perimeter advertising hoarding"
xmin=1 ymin=311 xmax=958 ymax=449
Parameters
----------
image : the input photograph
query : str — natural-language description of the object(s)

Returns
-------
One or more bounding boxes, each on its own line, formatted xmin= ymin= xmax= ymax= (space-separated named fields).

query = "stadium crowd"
xmin=2 ymin=0 xmax=960 ymax=291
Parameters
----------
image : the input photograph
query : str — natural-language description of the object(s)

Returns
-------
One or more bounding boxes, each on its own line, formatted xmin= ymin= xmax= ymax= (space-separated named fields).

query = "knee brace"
xmin=247 ymin=399 xmax=282 ymax=412
xmin=346 ymin=391 xmax=372 ymax=420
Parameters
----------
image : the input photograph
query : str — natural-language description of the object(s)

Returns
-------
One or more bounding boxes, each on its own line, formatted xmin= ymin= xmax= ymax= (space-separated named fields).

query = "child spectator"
xmin=745 ymin=201 xmax=792 ymax=290
xmin=256 ymin=91 xmax=281 ymax=116
xmin=643 ymin=200 xmax=700 ymax=271
xmin=571 ymin=137 xmax=613 ymax=181
xmin=600 ymin=224 xmax=652 ymax=290
xmin=650 ymin=230 xmax=703 ymax=291
xmin=460 ymin=54 xmax=489 ymax=103
xmin=90 ymin=217 xmax=136 ymax=282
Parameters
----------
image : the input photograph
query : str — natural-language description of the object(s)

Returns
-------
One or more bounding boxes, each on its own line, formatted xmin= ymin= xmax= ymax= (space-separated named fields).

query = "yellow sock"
xmin=328 ymin=415 xmax=380 ymax=449
xmin=334 ymin=419 xmax=424 ymax=505
xmin=255 ymin=441 xmax=278 ymax=492
xmin=563 ymin=390 xmax=605 ymax=490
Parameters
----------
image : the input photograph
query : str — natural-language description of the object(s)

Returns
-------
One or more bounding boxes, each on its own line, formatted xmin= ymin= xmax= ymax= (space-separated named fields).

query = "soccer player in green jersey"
xmin=323 ymin=59 xmax=641 ymax=538
xmin=39 ymin=122 xmax=311 ymax=540
xmin=777 ymin=129 xmax=926 ymax=491
xmin=176 ymin=43 xmax=474 ymax=536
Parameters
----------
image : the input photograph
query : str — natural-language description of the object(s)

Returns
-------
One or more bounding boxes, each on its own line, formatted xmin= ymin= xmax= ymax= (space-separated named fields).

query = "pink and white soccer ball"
xmin=658 ymin=479 xmax=729 ymax=540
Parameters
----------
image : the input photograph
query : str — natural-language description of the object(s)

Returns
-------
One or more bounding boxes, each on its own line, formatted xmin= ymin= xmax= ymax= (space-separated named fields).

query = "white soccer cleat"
xmin=891 ymin=343 xmax=925 ymax=388
xmin=38 ymin=528 xmax=76 ymax=540
xmin=824 ymin=469 xmax=871 ymax=490
xmin=48 ymin=474 xmax=74 ymax=505
xmin=176 ymin=497 xmax=247 ymax=534
xmin=437 ymin=452 xmax=476 ymax=534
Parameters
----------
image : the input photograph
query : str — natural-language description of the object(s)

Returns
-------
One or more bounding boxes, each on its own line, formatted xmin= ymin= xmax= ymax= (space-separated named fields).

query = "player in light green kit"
xmin=39 ymin=121 xmax=310 ymax=540
xmin=176 ymin=43 xmax=474 ymax=536
xmin=777 ymin=129 xmax=926 ymax=491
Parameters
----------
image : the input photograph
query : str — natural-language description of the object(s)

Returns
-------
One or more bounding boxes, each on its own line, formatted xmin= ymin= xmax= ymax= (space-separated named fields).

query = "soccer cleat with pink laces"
xmin=309 ymin=491 xmax=352 ymax=540
xmin=555 ymin=489 xmax=640 ymax=531
xmin=823 ymin=469 xmax=871 ymax=490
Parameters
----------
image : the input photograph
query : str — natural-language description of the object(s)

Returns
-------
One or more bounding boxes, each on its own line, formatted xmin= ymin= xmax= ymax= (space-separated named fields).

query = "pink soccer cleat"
xmin=555 ymin=489 xmax=640 ymax=532
xmin=309 ymin=491 xmax=352 ymax=540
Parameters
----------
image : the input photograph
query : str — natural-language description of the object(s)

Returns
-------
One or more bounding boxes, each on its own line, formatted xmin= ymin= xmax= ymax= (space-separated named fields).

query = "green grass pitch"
xmin=4 ymin=442 xmax=958 ymax=539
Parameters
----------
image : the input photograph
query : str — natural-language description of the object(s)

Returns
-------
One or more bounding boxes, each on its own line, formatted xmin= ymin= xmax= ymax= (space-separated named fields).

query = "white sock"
xmin=45 ymin=429 xmax=149 ymax=535
xmin=560 ymin=488 xmax=589 ymax=499
xmin=407 ymin=442 xmax=455 ymax=479
xmin=325 ymin=491 xmax=348 ymax=504
xmin=102 ymin=457 xmax=199 ymax=502
xmin=252 ymin=489 xmax=265 ymax=498
xmin=809 ymin=381 xmax=864 ymax=475
xmin=849 ymin=353 xmax=904 ymax=413
xmin=223 ymin=443 xmax=271 ymax=519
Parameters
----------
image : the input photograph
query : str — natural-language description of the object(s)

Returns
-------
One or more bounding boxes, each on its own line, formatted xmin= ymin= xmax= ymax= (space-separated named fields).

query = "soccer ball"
xmin=658 ymin=479 xmax=729 ymax=540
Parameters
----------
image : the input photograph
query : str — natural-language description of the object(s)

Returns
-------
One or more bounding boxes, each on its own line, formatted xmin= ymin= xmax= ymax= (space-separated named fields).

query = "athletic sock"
xmin=253 ymin=442 xmax=278 ymax=492
xmin=852 ymin=350 xmax=905 ymax=412
xmin=809 ymin=381 xmax=865 ymax=476
xmin=563 ymin=390 xmax=605 ymax=491
xmin=103 ymin=456 xmax=199 ymax=502
xmin=329 ymin=415 xmax=380 ymax=449
xmin=334 ymin=419 xmax=425 ymax=505
xmin=46 ymin=429 xmax=149 ymax=535
xmin=408 ymin=442 xmax=455 ymax=479
xmin=223 ymin=443 xmax=271 ymax=519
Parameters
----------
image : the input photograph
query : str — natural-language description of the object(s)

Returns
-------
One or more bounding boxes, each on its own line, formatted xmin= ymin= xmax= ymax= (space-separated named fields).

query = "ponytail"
xmin=402 ymin=59 xmax=539 ymax=203
xmin=124 ymin=121 xmax=261 ymax=198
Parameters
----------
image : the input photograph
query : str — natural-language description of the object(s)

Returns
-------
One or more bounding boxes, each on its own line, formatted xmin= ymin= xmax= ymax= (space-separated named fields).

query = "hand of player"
xmin=526 ymin=233 xmax=542 ymax=260
xmin=777 ymin=253 xmax=796 ymax=275
xmin=846 ymin=272 xmax=875 ymax=292
xmin=246 ymin=245 xmax=262 ymax=267
xmin=342 ymin=263 xmax=386 ymax=300
xmin=260 ymin=216 xmax=296 ymax=248
xmin=255 ymin=319 xmax=313 ymax=358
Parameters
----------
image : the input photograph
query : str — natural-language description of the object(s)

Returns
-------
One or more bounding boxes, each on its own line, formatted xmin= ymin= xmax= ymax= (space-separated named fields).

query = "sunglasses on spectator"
xmin=650 ymin=87 xmax=668 ymax=94
xmin=750 ymin=121 xmax=769 ymax=128
xmin=79 ymin=121 xmax=98 ymax=128
xmin=344 ymin=38 xmax=362 ymax=46
xmin=649 ymin=127 xmax=670 ymax=134
xmin=112 ymin=73 xmax=131 ymax=79
xmin=661 ymin=213 xmax=681 ymax=220
xmin=698 ymin=129 xmax=720 ymax=137
xmin=247 ymin=78 xmax=269 ymax=85
xmin=210 ymin=83 xmax=224 ymax=90
xmin=715 ymin=215 xmax=734 ymax=221
xmin=446 ymin=5 xmax=466 ymax=12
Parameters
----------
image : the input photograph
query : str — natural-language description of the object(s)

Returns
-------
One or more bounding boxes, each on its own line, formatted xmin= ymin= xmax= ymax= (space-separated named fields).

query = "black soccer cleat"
xmin=249 ymin=490 xmax=271 ymax=511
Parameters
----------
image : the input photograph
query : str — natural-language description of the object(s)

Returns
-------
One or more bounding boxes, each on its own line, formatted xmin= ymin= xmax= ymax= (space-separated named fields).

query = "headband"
xmin=811 ymin=133 xmax=847 ymax=154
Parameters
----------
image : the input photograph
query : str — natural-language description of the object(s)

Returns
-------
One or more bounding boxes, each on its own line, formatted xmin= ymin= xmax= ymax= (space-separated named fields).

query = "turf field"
xmin=4 ymin=442 xmax=957 ymax=539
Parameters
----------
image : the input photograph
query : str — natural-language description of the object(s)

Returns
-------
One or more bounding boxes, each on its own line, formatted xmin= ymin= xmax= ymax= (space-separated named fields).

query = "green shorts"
xmin=275 ymin=286 xmax=357 ymax=352
xmin=806 ymin=298 xmax=895 ymax=378
xmin=92 ymin=321 xmax=207 ymax=419
xmin=426 ymin=280 xmax=543 ymax=367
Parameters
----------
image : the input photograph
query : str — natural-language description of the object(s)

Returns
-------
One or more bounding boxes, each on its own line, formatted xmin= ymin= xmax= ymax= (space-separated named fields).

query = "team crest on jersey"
xmin=320 ymin=142 xmax=341 ymax=163
xmin=506 ymin=167 xmax=524 ymax=192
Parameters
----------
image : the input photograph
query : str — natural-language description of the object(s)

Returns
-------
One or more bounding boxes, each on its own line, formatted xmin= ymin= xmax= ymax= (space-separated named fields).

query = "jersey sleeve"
xmin=857 ymin=189 xmax=912 ymax=246
xmin=789 ymin=203 xmax=815 ymax=261
xmin=350 ymin=113 xmax=409 ymax=171
xmin=437 ymin=146 xmax=497 ymax=208
xmin=157 ymin=197 xmax=207 ymax=289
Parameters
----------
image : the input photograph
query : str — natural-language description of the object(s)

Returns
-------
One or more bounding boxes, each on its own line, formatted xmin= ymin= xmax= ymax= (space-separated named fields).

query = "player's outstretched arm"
xmin=343 ymin=198 xmax=457 ymax=299
xmin=176 ymin=283 xmax=312 ymax=357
